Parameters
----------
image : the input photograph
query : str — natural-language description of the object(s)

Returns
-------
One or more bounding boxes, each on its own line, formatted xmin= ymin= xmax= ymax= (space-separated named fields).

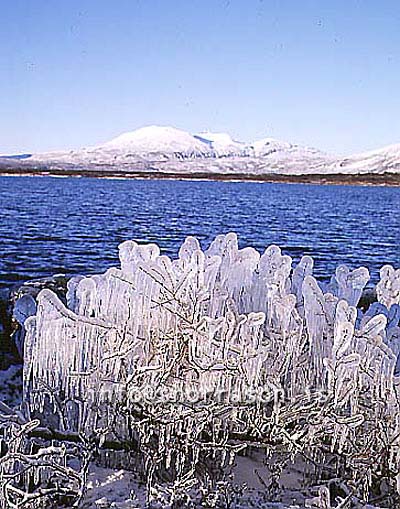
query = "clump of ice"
xmin=18 ymin=233 xmax=400 ymax=507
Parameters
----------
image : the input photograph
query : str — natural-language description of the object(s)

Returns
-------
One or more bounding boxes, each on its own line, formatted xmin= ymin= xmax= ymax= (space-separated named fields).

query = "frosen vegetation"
xmin=1 ymin=233 xmax=400 ymax=508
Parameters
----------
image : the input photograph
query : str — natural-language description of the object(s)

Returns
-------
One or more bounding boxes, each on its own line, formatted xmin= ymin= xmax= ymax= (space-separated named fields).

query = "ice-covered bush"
xmin=19 ymin=233 xmax=400 ymax=507
xmin=0 ymin=403 xmax=88 ymax=508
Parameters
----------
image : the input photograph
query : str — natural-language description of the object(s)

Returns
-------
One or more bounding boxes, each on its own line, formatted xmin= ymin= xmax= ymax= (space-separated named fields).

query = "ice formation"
xmin=15 ymin=234 xmax=400 ymax=505
xmin=0 ymin=413 xmax=87 ymax=508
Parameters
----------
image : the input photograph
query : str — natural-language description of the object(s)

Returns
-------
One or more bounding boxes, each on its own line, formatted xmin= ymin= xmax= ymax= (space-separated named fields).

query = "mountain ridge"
xmin=2 ymin=125 xmax=400 ymax=176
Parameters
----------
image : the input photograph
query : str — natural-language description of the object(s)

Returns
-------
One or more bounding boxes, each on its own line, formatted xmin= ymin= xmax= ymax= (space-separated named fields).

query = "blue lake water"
xmin=0 ymin=176 xmax=399 ymax=293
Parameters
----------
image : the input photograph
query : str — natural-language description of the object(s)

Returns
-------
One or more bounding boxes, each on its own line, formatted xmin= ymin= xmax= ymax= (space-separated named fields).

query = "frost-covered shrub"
xmin=21 ymin=233 xmax=400 ymax=506
xmin=0 ymin=407 xmax=88 ymax=508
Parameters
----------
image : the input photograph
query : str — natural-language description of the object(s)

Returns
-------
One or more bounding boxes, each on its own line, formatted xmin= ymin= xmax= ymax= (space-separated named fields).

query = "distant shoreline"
xmin=1 ymin=167 xmax=400 ymax=187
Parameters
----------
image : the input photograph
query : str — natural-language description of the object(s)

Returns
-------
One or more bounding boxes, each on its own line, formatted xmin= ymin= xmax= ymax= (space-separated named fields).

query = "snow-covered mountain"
xmin=252 ymin=137 xmax=292 ymax=156
xmin=194 ymin=132 xmax=251 ymax=157
xmin=17 ymin=125 xmax=333 ymax=174
xmin=333 ymin=143 xmax=400 ymax=174
xmin=101 ymin=126 xmax=213 ymax=157
xmin=3 ymin=125 xmax=400 ymax=176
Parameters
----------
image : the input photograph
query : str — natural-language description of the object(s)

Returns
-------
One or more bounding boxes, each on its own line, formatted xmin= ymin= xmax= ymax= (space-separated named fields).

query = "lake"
xmin=1 ymin=176 xmax=399 ymax=294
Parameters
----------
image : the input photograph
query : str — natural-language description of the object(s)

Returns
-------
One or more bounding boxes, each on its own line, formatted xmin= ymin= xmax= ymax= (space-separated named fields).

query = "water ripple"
xmin=0 ymin=176 xmax=399 ymax=292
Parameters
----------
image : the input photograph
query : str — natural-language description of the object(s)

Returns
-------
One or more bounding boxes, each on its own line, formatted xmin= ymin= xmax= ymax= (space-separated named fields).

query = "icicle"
xmin=18 ymin=232 xmax=400 ymax=503
xmin=377 ymin=265 xmax=400 ymax=308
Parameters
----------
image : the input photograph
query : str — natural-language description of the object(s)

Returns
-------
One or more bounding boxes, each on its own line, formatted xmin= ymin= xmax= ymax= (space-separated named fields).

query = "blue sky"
xmin=2 ymin=0 xmax=400 ymax=155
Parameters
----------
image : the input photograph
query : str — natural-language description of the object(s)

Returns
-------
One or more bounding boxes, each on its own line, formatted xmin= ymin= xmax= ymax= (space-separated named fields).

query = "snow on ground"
xmin=81 ymin=465 xmax=147 ymax=509
xmin=81 ymin=462 xmax=304 ymax=508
